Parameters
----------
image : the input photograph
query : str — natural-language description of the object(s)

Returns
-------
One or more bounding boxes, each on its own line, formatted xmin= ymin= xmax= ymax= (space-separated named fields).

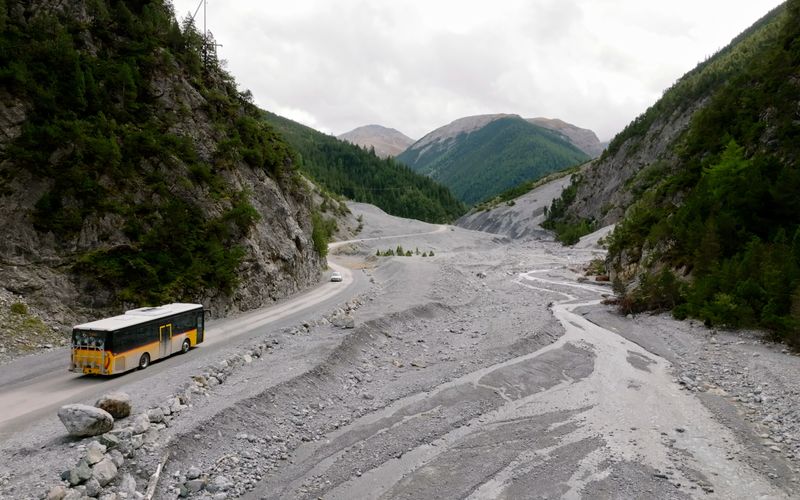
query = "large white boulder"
xmin=58 ymin=404 xmax=114 ymax=437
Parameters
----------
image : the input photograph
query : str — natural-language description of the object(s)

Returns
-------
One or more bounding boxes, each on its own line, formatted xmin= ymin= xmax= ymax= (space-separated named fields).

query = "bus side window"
xmin=175 ymin=313 xmax=193 ymax=332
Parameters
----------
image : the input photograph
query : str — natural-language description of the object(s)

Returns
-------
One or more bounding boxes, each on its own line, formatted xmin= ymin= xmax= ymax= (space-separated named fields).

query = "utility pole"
xmin=190 ymin=0 xmax=221 ymax=68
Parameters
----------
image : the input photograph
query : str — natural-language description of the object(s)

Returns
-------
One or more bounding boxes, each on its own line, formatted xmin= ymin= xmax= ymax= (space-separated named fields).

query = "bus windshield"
xmin=72 ymin=329 xmax=107 ymax=349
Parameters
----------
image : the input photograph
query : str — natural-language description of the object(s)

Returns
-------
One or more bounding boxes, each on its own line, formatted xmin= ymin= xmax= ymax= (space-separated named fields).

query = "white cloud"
xmin=171 ymin=0 xmax=784 ymax=141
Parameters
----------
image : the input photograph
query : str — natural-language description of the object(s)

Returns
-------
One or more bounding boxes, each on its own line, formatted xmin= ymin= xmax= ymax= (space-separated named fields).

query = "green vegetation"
xmin=311 ymin=211 xmax=337 ymax=258
xmin=585 ymin=258 xmax=606 ymax=276
xmin=541 ymin=175 xmax=596 ymax=244
xmin=261 ymin=111 xmax=466 ymax=223
xmin=605 ymin=2 xmax=800 ymax=344
xmin=9 ymin=302 xmax=27 ymax=315
xmin=0 ymin=1 xmax=301 ymax=306
xmin=397 ymin=116 xmax=588 ymax=205
xmin=602 ymin=4 xmax=787 ymax=160
xmin=375 ymin=245 xmax=435 ymax=257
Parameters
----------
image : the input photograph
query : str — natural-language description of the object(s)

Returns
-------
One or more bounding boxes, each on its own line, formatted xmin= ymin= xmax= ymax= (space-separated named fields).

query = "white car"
xmin=330 ymin=271 xmax=343 ymax=282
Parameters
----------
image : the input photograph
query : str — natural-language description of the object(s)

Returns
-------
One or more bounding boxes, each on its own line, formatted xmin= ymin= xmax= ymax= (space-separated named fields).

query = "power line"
xmin=187 ymin=0 xmax=222 ymax=67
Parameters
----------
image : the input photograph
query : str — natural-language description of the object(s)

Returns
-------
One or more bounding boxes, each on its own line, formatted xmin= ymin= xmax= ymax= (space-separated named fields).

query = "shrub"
xmin=311 ymin=211 xmax=336 ymax=258
xmin=10 ymin=302 xmax=28 ymax=315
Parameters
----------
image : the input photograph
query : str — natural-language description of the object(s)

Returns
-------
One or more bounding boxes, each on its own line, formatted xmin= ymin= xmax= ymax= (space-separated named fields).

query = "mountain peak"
xmin=397 ymin=114 xmax=588 ymax=205
xmin=411 ymin=114 xmax=519 ymax=152
xmin=526 ymin=117 xmax=604 ymax=158
xmin=337 ymin=125 xmax=414 ymax=158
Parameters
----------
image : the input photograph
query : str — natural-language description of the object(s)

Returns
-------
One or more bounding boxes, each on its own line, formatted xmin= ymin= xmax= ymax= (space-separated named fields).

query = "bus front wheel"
xmin=181 ymin=339 xmax=191 ymax=354
xmin=138 ymin=353 xmax=150 ymax=370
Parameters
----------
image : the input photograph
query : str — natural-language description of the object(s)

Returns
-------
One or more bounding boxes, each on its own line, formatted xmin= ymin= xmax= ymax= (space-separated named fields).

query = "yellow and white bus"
xmin=70 ymin=303 xmax=205 ymax=375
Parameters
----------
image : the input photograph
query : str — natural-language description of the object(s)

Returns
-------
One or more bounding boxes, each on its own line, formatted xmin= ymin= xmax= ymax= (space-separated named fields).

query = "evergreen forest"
xmin=601 ymin=2 xmax=800 ymax=343
xmin=262 ymin=111 xmax=467 ymax=223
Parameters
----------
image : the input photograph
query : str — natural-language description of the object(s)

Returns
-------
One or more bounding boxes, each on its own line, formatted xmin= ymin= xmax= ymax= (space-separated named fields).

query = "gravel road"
xmin=2 ymin=203 xmax=799 ymax=500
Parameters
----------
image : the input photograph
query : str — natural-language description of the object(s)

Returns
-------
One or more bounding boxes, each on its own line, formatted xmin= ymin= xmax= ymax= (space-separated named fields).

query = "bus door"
xmin=159 ymin=324 xmax=173 ymax=358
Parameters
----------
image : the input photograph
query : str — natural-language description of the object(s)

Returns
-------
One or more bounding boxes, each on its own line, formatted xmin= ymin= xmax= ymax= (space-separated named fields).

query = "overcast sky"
xmin=171 ymin=0 xmax=783 ymax=141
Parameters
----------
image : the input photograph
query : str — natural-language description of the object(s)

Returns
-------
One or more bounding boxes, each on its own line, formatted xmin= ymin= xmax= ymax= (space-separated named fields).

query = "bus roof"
xmin=73 ymin=303 xmax=203 ymax=332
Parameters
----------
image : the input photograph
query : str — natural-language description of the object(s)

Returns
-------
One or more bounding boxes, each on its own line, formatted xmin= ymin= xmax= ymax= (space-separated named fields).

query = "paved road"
xmin=0 ymin=259 xmax=365 ymax=438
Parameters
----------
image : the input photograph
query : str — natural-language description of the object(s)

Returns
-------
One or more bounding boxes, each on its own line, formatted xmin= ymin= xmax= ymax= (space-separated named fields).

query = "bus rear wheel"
xmin=181 ymin=339 xmax=191 ymax=354
xmin=138 ymin=353 xmax=150 ymax=370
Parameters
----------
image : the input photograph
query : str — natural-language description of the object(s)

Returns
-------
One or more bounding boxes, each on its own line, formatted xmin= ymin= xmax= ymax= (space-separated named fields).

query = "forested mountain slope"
xmin=0 ymin=0 xmax=327 ymax=326
xmin=397 ymin=114 xmax=588 ymax=205
xmin=546 ymin=2 xmax=800 ymax=343
xmin=262 ymin=111 xmax=466 ymax=223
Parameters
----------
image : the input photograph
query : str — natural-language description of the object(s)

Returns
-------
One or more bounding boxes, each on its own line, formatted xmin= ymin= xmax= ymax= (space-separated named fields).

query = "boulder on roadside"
xmin=63 ymin=489 xmax=83 ymax=500
xmin=46 ymin=484 xmax=68 ymax=500
xmin=206 ymin=475 xmax=232 ymax=493
xmin=147 ymin=407 xmax=164 ymax=423
xmin=85 ymin=440 xmax=107 ymax=465
xmin=131 ymin=413 xmax=151 ymax=434
xmin=98 ymin=432 xmax=121 ymax=450
xmin=92 ymin=457 xmax=118 ymax=487
xmin=95 ymin=392 xmax=132 ymax=419
xmin=108 ymin=448 xmax=125 ymax=467
xmin=186 ymin=466 xmax=202 ymax=480
xmin=184 ymin=478 xmax=206 ymax=493
xmin=67 ymin=459 xmax=93 ymax=486
xmin=118 ymin=472 xmax=137 ymax=495
xmin=84 ymin=477 xmax=102 ymax=497
xmin=58 ymin=404 xmax=114 ymax=437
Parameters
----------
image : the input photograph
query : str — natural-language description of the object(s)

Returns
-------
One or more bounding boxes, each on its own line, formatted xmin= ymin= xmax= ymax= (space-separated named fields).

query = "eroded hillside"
xmin=0 ymin=1 xmax=329 ymax=331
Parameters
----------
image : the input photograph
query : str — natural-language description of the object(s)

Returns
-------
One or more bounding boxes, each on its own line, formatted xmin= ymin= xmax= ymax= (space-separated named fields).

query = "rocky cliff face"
xmin=0 ymin=0 xmax=325 ymax=332
xmin=337 ymin=124 xmax=414 ymax=158
xmin=563 ymin=101 xmax=703 ymax=226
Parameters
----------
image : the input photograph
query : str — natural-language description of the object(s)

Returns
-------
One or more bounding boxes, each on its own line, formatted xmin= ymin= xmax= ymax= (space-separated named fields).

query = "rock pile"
xmin=47 ymin=431 xmax=133 ymax=499
xmin=327 ymin=298 xmax=363 ymax=330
